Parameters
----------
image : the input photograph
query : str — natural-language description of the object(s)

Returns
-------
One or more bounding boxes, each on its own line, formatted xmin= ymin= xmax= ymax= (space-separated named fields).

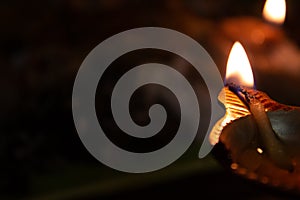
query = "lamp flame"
xmin=225 ymin=42 xmax=254 ymax=88
xmin=209 ymin=42 xmax=254 ymax=145
xmin=263 ymin=0 xmax=286 ymax=25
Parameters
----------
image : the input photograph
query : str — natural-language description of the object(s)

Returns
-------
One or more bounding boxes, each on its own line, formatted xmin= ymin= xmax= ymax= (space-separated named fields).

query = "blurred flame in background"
xmin=263 ymin=0 xmax=286 ymax=24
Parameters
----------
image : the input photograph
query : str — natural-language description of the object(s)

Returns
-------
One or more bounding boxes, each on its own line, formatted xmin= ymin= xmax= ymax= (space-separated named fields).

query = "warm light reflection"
xmin=225 ymin=42 xmax=254 ymax=88
xmin=263 ymin=0 xmax=286 ymax=25
xmin=257 ymin=147 xmax=264 ymax=154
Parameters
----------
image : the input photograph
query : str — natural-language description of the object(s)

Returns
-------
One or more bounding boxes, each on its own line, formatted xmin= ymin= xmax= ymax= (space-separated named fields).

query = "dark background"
xmin=1 ymin=0 xmax=300 ymax=199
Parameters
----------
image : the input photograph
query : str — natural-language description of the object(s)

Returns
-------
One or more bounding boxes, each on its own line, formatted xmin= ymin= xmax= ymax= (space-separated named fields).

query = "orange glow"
xmin=263 ymin=0 xmax=286 ymax=25
xmin=225 ymin=42 xmax=254 ymax=88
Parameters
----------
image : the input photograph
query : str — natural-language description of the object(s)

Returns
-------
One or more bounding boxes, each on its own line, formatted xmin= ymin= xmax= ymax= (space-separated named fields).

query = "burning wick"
xmin=210 ymin=41 xmax=294 ymax=172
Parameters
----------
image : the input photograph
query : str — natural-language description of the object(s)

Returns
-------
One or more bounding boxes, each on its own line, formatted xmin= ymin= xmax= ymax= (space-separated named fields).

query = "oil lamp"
xmin=208 ymin=0 xmax=300 ymax=83
xmin=219 ymin=0 xmax=286 ymax=46
xmin=210 ymin=41 xmax=300 ymax=192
